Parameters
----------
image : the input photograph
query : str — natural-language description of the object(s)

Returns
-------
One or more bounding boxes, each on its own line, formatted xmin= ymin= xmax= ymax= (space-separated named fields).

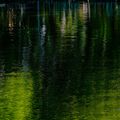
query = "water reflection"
xmin=0 ymin=2 xmax=120 ymax=120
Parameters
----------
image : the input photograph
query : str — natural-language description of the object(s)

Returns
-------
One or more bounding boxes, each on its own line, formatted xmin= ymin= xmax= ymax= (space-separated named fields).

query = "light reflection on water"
xmin=0 ymin=2 xmax=120 ymax=120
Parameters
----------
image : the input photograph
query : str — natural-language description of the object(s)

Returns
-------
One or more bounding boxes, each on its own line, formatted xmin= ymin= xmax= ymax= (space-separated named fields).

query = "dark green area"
xmin=0 ymin=1 xmax=120 ymax=120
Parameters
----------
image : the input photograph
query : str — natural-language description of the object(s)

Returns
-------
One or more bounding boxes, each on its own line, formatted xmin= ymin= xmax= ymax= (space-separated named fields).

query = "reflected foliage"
xmin=0 ymin=1 xmax=120 ymax=120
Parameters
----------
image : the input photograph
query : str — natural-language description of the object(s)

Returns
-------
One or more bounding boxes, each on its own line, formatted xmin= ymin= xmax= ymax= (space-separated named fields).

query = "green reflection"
xmin=0 ymin=72 xmax=33 ymax=120
xmin=1 ymin=2 xmax=120 ymax=120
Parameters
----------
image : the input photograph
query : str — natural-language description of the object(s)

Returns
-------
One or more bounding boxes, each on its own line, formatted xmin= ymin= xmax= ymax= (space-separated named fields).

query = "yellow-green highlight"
xmin=0 ymin=72 xmax=33 ymax=120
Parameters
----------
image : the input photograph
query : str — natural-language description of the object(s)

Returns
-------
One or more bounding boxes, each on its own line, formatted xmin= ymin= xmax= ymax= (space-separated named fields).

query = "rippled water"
xmin=0 ymin=1 xmax=120 ymax=120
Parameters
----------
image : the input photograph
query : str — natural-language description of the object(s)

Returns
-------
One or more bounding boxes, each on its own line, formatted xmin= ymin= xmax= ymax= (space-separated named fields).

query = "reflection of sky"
xmin=8 ymin=9 xmax=14 ymax=31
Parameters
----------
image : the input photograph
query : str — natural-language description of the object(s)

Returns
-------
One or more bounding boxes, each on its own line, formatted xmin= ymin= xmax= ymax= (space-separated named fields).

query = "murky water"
xmin=0 ymin=1 xmax=120 ymax=120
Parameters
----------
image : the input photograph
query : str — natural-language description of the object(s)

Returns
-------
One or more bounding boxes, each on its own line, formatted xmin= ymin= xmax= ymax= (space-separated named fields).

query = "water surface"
xmin=0 ymin=2 xmax=120 ymax=120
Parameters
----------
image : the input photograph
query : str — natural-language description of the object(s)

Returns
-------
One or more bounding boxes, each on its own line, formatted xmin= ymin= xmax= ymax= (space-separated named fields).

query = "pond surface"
xmin=0 ymin=2 xmax=120 ymax=120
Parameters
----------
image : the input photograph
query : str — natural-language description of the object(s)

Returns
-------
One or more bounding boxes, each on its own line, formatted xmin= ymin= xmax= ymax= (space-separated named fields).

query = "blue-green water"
xmin=0 ymin=2 xmax=120 ymax=120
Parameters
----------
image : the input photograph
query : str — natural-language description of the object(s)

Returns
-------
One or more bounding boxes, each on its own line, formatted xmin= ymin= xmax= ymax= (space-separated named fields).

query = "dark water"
xmin=0 ymin=2 xmax=120 ymax=120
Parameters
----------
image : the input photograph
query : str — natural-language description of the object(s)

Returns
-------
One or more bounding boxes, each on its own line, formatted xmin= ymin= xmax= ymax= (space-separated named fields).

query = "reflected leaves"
xmin=0 ymin=2 xmax=120 ymax=120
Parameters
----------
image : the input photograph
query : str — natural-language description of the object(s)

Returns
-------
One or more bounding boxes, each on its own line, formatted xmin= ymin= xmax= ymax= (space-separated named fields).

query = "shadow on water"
xmin=1 ymin=1 xmax=120 ymax=120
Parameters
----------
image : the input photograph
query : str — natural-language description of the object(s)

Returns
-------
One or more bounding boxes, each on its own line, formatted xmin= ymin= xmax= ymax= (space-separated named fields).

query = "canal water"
xmin=0 ymin=2 xmax=120 ymax=120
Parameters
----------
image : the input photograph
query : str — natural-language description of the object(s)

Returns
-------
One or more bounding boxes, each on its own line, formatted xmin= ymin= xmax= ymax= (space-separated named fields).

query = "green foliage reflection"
xmin=0 ymin=72 xmax=33 ymax=120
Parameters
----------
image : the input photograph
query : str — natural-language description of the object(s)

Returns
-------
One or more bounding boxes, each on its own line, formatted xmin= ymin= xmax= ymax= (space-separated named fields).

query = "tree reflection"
xmin=0 ymin=1 xmax=120 ymax=120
